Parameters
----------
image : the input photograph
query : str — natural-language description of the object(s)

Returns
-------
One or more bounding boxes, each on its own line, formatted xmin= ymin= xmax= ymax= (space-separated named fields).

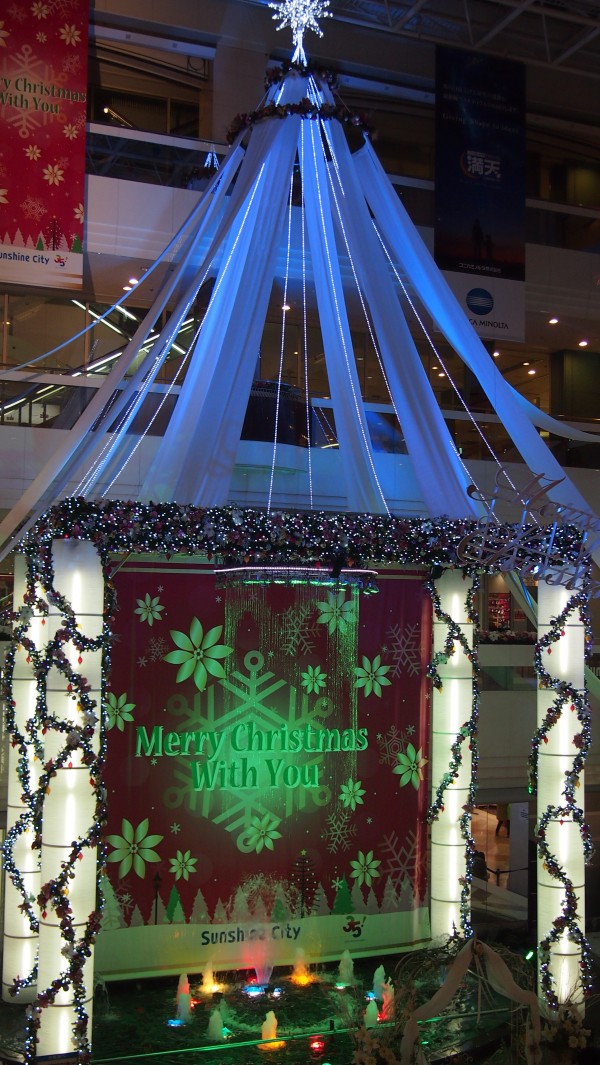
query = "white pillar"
xmin=2 ymin=554 xmax=41 ymax=1003
xmin=429 ymin=569 xmax=475 ymax=940
xmin=36 ymin=540 xmax=104 ymax=1060
xmin=536 ymin=579 xmax=587 ymax=1012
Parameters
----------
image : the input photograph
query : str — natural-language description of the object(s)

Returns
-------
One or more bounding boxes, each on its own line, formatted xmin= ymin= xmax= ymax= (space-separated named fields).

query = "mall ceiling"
xmin=239 ymin=0 xmax=600 ymax=82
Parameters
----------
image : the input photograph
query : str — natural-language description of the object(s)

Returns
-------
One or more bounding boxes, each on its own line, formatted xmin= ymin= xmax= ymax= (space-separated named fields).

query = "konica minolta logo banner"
xmin=466 ymin=288 xmax=495 ymax=316
xmin=441 ymin=271 xmax=525 ymax=342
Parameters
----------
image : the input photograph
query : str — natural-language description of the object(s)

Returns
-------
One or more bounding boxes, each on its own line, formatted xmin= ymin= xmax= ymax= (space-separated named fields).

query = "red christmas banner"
xmin=98 ymin=561 xmax=432 ymax=977
xmin=0 ymin=0 xmax=89 ymax=289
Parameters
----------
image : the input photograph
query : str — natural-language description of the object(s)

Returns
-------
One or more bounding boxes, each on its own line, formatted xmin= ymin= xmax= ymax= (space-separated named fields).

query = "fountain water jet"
xmin=364 ymin=1000 xmax=379 ymax=1028
xmin=202 ymin=961 xmax=217 ymax=993
xmin=380 ymin=979 xmax=394 ymax=1020
xmin=337 ymin=950 xmax=354 ymax=987
xmin=372 ymin=964 xmax=386 ymax=1000
xmin=207 ymin=1007 xmax=225 ymax=1042
xmin=291 ymin=948 xmax=311 ymax=985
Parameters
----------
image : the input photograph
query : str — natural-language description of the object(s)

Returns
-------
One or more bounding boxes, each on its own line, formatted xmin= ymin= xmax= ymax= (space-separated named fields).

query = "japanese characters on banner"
xmin=0 ymin=1 xmax=89 ymax=289
xmin=97 ymin=563 xmax=432 ymax=976
xmin=434 ymin=46 xmax=526 ymax=343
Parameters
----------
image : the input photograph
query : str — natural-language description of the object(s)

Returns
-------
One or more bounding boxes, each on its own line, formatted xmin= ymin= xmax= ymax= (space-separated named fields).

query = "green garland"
xmin=226 ymin=98 xmax=373 ymax=144
xmin=425 ymin=574 xmax=480 ymax=939
xmin=1 ymin=542 xmax=115 ymax=1064
xmin=528 ymin=582 xmax=593 ymax=1011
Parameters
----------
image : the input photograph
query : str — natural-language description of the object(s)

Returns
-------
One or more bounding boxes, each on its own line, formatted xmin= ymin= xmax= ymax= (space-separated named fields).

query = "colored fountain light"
xmin=258 ymin=1009 xmax=285 ymax=1051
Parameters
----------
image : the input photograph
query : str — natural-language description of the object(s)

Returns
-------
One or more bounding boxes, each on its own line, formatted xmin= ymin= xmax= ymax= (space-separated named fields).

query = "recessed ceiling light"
xmin=523 ymin=362 xmax=530 ymax=366
xmin=438 ymin=372 xmax=445 ymax=378
xmin=128 ymin=277 xmax=138 ymax=285
xmin=122 ymin=285 xmax=131 ymax=291
xmin=549 ymin=317 xmax=559 ymax=325
xmin=282 ymin=303 xmax=291 ymax=311
xmin=492 ymin=350 xmax=500 ymax=358
xmin=579 ymin=339 xmax=588 ymax=347
xmin=528 ymin=369 xmax=536 ymax=375
xmin=431 ymin=365 xmax=438 ymax=371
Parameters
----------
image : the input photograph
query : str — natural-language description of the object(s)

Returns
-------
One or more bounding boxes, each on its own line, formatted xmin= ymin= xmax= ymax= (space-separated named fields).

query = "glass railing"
xmin=1 ymin=369 xmax=598 ymax=472
xmin=85 ymin=124 xmax=600 ymax=255
xmin=86 ymin=123 xmax=227 ymax=189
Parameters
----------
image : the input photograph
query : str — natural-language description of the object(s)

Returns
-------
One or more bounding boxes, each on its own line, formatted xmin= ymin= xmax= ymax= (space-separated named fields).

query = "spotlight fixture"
xmin=578 ymin=339 xmax=588 ymax=347
xmin=103 ymin=105 xmax=134 ymax=128
xmin=128 ymin=276 xmax=139 ymax=285
xmin=492 ymin=350 xmax=500 ymax=358
xmin=282 ymin=303 xmax=291 ymax=311
xmin=548 ymin=317 xmax=559 ymax=325
xmin=528 ymin=369 xmax=536 ymax=375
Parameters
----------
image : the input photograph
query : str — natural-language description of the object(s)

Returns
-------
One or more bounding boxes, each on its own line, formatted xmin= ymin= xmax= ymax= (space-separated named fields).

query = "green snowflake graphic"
xmin=316 ymin=590 xmax=355 ymax=634
xmin=163 ymin=617 xmax=233 ymax=691
xmin=106 ymin=691 xmax=135 ymax=731
xmin=339 ymin=777 xmax=366 ymax=811
xmin=393 ymin=742 xmax=428 ymax=790
xmin=301 ymin=664 xmax=327 ymax=693
xmin=354 ymin=654 xmax=391 ymax=697
xmin=134 ymin=593 xmax=164 ymax=626
xmin=169 ymin=849 xmax=198 ymax=881
xmin=350 ymin=849 xmax=381 ymax=887
xmin=243 ymin=813 xmax=282 ymax=854
xmin=106 ymin=818 xmax=163 ymax=879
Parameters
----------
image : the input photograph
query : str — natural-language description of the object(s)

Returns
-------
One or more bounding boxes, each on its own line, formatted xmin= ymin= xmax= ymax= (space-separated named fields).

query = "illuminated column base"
xmin=36 ymin=540 xmax=103 ymax=1061
xmin=430 ymin=569 xmax=474 ymax=940
xmin=2 ymin=554 xmax=41 ymax=1004
xmin=536 ymin=579 xmax=586 ymax=1012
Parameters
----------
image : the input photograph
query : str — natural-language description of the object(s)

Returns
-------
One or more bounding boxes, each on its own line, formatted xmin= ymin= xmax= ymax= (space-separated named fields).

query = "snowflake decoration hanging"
xmin=269 ymin=0 xmax=332 ymax=63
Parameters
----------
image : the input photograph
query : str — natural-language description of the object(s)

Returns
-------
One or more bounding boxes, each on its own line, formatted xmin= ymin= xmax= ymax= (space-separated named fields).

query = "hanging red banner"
xmin=98 ymin=561 xmax=432 ymax=977
xmin=0 ymin=0 xmax=89 ymax=289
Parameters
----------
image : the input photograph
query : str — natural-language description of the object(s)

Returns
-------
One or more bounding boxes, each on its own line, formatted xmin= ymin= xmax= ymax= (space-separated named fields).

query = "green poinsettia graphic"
xmin=106 ymin=818 xmax=163 ymax=878
xmin=163 ymin=617 xmax=233 ymax=691
xmin=316 ymin=589 xmax=355 ymax=635
xmin=169 ymin=849 xmax=198 ymax=881
xmin=301 ymin=664 xmax=327 ymax=693
xmin=393 ymin=742 xmax=428 ymax=790
xmin=106 ymin=691 xmax=135 ymax=731
xmin=350 ymin=849 xmax=381 ymax=887
xmin=354 ymin=654 xmax=391 ymax=697
xmin=134 ymin=593 xmax=164 ymax=626
xmin=243 ymin=813 xmax=282 ymax=854
xmin=339 ymin=777 xmax=366 ymax=811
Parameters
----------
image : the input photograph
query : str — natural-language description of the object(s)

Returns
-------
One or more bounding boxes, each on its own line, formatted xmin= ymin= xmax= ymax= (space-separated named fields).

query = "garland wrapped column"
xmin=2 ymin=554 xmax=41 ymax=1003
xmin=428 ymin=568 xmax=478 ymax=940
xmin=534 ymin=579 xmax=591 ymax=1012
xmin=35 ymin=540 xmax=104 ymax=1062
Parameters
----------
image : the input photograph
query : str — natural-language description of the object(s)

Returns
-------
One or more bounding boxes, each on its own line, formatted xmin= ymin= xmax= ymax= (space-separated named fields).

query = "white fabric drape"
xmin=354 ymin=139 xmax=599 ymax=519
xmin=0 ymin=146 xmax=245 ymax=560
xmin=325 ymin=121 xmax=479 ymax=518
xmin=298 ymin=120 xmax=388 ymax=514
xmin=142 ymin=116 xmax=302 ymax=503
xmin=399 ymin=940 xmax=541 ymax=1065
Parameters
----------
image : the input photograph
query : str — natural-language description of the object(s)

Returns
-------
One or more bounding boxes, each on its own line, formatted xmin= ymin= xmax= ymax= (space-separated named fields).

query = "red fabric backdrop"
xmin=103 ymin=562 xmax=431 ymax=952
xmin=0 ymin=0 xmax=88 ymax=288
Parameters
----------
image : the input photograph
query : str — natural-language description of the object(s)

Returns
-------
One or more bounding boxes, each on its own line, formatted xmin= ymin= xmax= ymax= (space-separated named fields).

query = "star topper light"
xmin=269 ymin=0 xmax=332 ymax=63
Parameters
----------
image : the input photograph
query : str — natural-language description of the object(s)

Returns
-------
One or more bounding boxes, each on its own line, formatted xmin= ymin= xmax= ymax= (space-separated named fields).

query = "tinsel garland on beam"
xmin=21 ymin=499 xmax=587 ymax=572
xmin=527 ymin=580 xmax=594 ymax=1010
